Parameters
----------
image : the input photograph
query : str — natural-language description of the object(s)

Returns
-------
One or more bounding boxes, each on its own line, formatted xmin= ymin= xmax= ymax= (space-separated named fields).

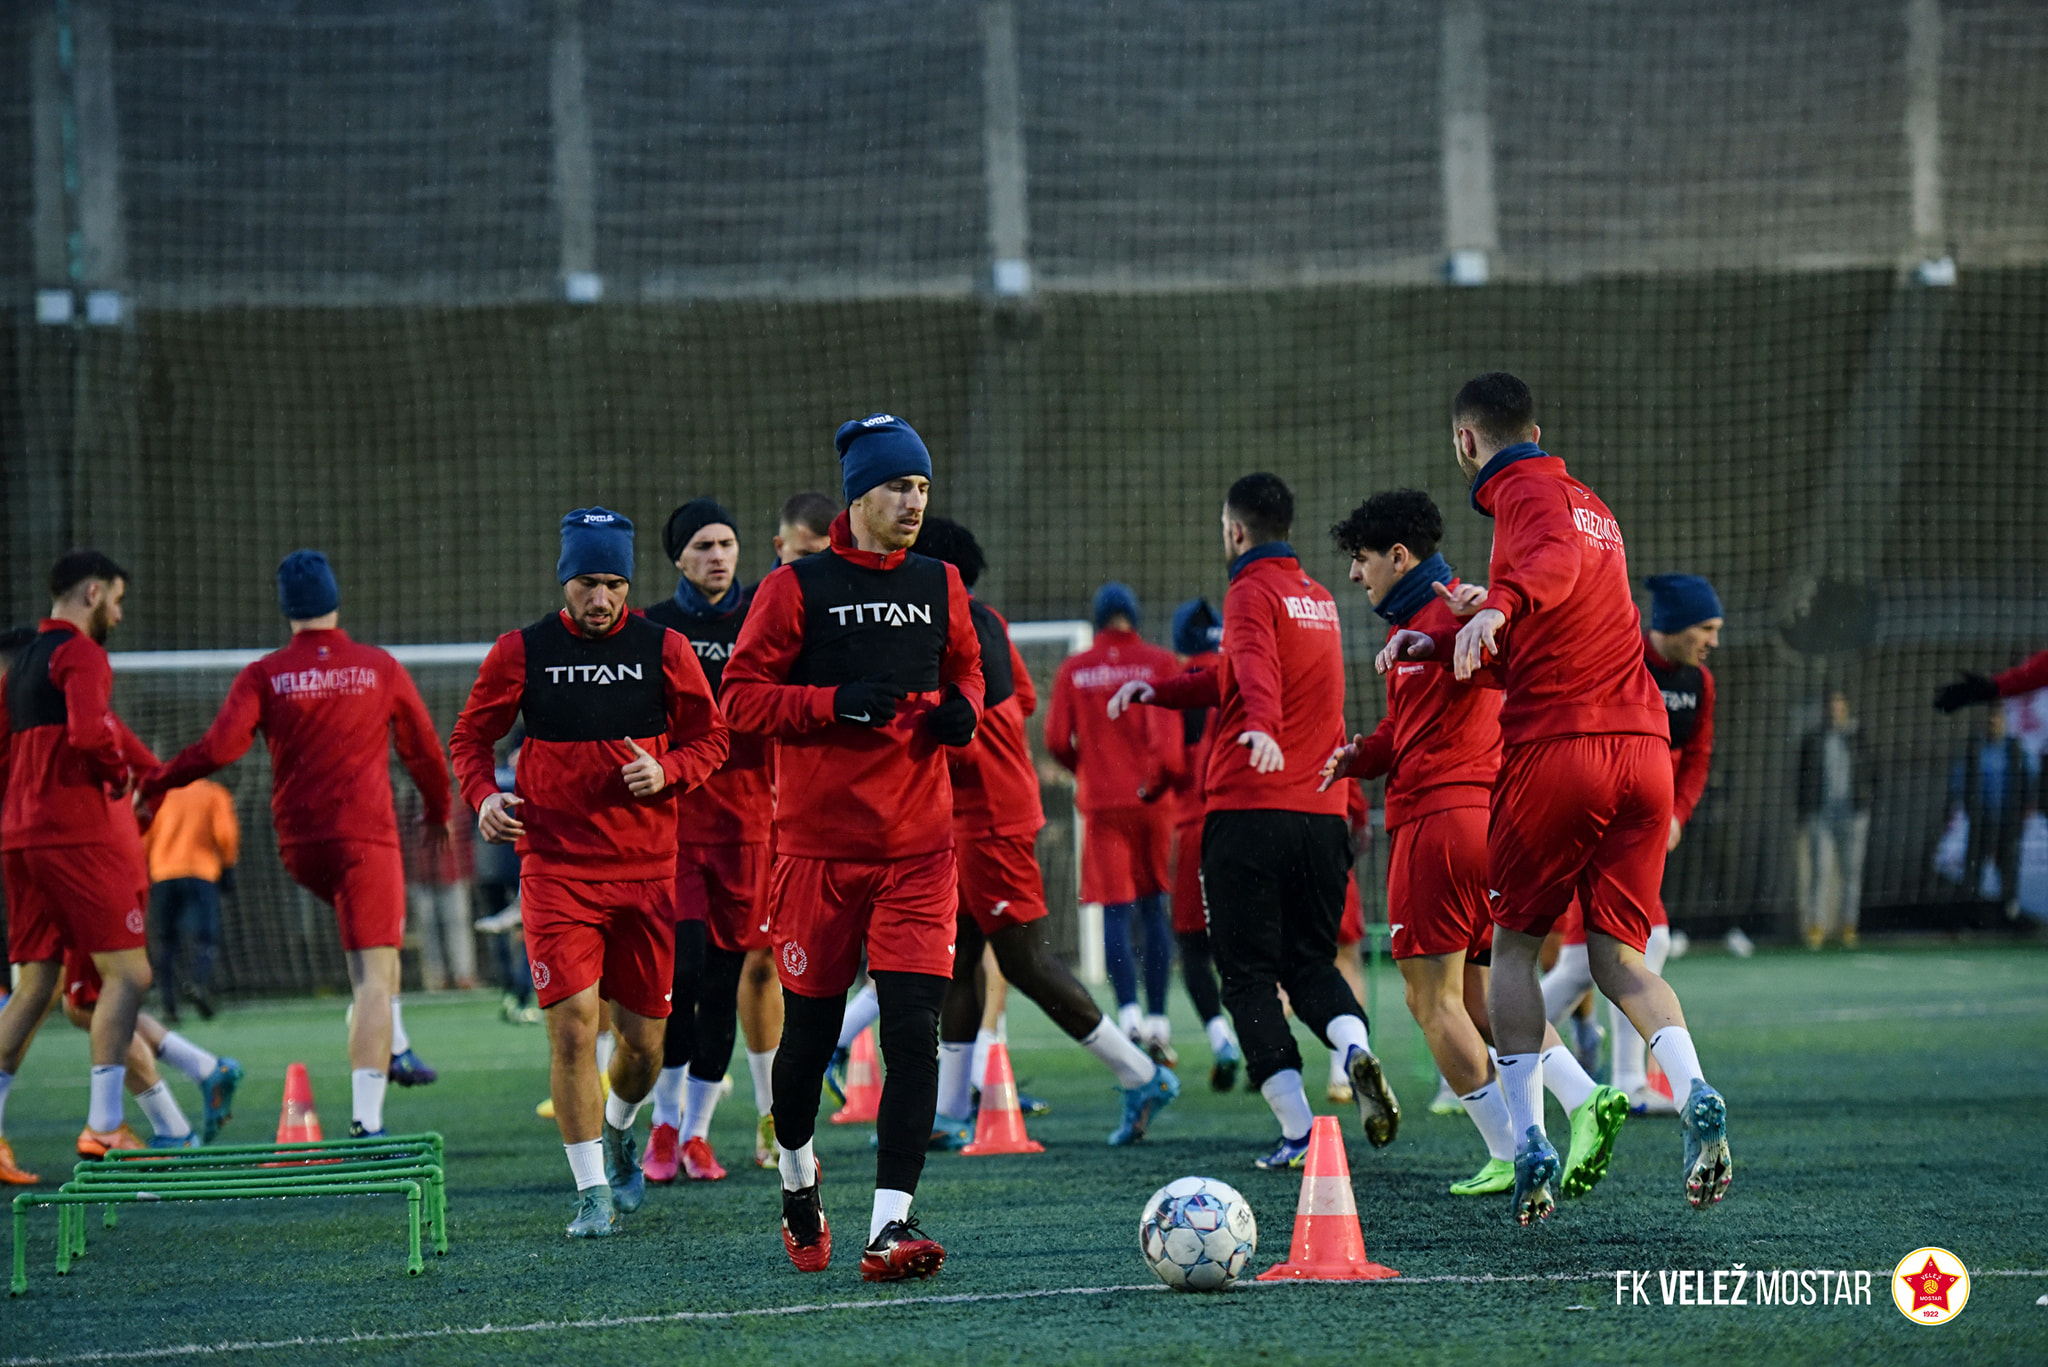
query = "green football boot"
xmin=1449 ymin=1157 xmax=1514 ymax=1196
xmin=1560 ymin=1084 xmax=1629 ymax=1198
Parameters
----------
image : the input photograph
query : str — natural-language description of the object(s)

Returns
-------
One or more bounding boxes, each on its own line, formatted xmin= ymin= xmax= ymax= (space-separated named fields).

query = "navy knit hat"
xmin=1646 ymin=573 xmax=1723 ymax=633
xmin=557 ymin=507 xmax=635 ymax=584
xmin=834 ymin=413 xmax=932 ymax=504
xmin=662 ymin=497 xmax=738 ymax=562
xmin=276 ymin=550 xmax=339 ymax=621
xmin=1172 ymin=598 xmax=1222 ymax=655
xmin=1093 ymin=582 xmax=1141 ymax=629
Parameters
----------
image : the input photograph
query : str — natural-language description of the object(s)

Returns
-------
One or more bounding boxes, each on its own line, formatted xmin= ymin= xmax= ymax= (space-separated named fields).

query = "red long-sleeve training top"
xmin=1145 ymin=548 xmax=1348 ymax=817
xmin=1352 ymin=587 xmax=1502 ymax=830
xmin=1 ymin=620 xmax=156 ymax=853
xmin=450 ymin=610 xmax=729 ymax=881
xmin=720 ymin=515 xmax=984 ymax=862
xmin=1643 ymin=637 xmax=1716 ymax=825
xmin=1170 ymin=648 xmax=1223 ymax=829
xmin=1045 ymin=627 xmax=1184 ymax=814
xmin=950 ymin=603 xmax=1044 ymax=840
xmin=1996 ymin=650 xmax=2048 ymax=699
xmin=144 ymin=628 xmax=451 ymax=850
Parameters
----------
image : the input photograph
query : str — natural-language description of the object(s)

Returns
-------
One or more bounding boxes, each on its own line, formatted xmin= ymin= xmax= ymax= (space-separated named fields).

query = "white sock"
xmin=683 ymin=1072 xmax=723 ymax=1140
xmin=88 ymin=1065 xmax=127 ymax=1132
xmin=777 ymin=1137 xmax=818 ymax=1191
xmin=1460 ymin=1081 xmax=1516 ymax=1162
xmin=1609 ymin=999 xmax=1649 ymax=1091
xmin=1540 ymin=943 xmax=1594 ymax=1022
xmin=1116 ymin=1002 xmax=1142 ymax=1037
xmin=565 ymin=1137 xmax=606 ymax=1190
xmin=0 ymin=1070 xmax=11 ymax=1132
xmin=869 ymin=1188 xmax=915 ymax=1243
xmin=836 ymin=983 xmax=880 ymax=1050
xmin=351 ymin=1068 xmax=387 ymax=1132
xmin=1259 ymin=1069 xmax=1316 ymax=1142
xmin=651 ymin=1066 xmax=687 ymax=1129
xmin=604 ymin=1089 xmax=643 ymax=1132
xmin=747 ymin=1048 xmax=776 ymax=1119
xmin=1325 ymin=1013 xmax=1370 ymax=1060
xmin=970 ymin=1028 xmax=998 ymax=1092
xmin=1080 ymin=1018 xmax=1156 ymax=1090
xmin=1541 ymin=1044 xmax=1598 ymax=1112
xmin=1644 ymin=923 xmax=1672 ymax=976
xmin=1648 ymin=1027 xmax=1705 ymax=1095
xmin=156 ymin=1031 xmax=218 ymax=1085
xmin=1204 ymin=1016 xmax=1233 ymax=1053
xmin=1496 ymin=1053 xmax=1545 ymax=1141
xmin=1143 ymin=1013 xmax=1171 ymax=1046
xmin=937 ymin=1041 xmax=975 ymax=1118
xmin=594 ymin=1029 xmax=616 ymax=1075
xmin=389 ymin=999 xmax=411 ymax=1055
xmin=135 ymin=1080 xmax=192 ymax=1140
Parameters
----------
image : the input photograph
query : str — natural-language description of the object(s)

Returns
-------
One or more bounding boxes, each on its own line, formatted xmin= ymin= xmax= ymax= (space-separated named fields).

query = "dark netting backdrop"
xmin=3 ymin=1 xmax=2047 ymax=994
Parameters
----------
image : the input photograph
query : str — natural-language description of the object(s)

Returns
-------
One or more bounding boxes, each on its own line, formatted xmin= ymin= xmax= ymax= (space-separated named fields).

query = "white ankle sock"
xmin=389 ymin=999 xmax=410 ymax=1055
xmin=1610 ymin=1001 xmax=1649 ymax=1091
xmin=1328 ymin=1049 xmax=1350 ymax=1087
xmin=135 ymin=1080 xmax=191 ymax=1139
xmin=1259 ymin=1069 xmax=1315 ymax=1142
xmin=1204 ymin=1016 xmax=1233 ymax=1053
xmin=777 ymin=1138 xmax=817 ymax=1191
xmin=604 ymin=1089 xmax=643 ymax=1132
xmin=836 ymin=983 xmax=880 ymax=1050
xmin=88 ymin=1065 xmax=126 ymax=1132
xmin=650 ymin=1066 xmax=687 ymax=1129
xmin=1116 ymin=1002 xmax=1142 ymax=1036
xmin=1325 ymin=1013 xmax=1370 ymax=1059
xmin=970 ymin=1028 xmax=997 ymax=1092
xmin=1496 ymin=1053 xmax=1545 ymax=1141
xmin=683 ymin=1072 xmax=723 ymax=1140
xmin=565 ymin=1137 xmax=605 ymax=1190
xmin=351 ymin=1068 xmax=387 ymax=1132
xmin=747 ymin=1048 xmax=776 ymax=1119
xmin=869 ymin=1187 xmax=914 ymax=1243
xmin=1080 ymin=1018 xmax=1155 ymax=1090
xmin=937 ymin=1042 xmax=975 ymax=1118
xmin=1648 ymin=1027 xmax=1705 ymax=1094
xmin=1460 ymin=1081 xmax=1515 ymax=1162
xmin=594 ymin=1029 xmax=616 ymax=1074
xmin=1540 ymin=1044 xmax=1598 ymax=1112
xmin=1540 ymin=943 xmax=1594 ymax=1022
xmin=155 ymin=1031 xmax=217 ymax=1085
xmin=1143 ymin=1013 xmax=1171 ymax=1045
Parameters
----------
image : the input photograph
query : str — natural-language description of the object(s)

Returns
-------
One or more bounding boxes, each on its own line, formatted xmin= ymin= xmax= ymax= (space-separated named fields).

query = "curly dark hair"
xmin=1330 ymin=489 xmax=1443 ymax=560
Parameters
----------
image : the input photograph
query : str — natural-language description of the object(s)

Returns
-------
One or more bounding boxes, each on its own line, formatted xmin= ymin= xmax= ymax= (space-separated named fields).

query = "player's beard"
xmin=87 ymin=599 xmax=116 ymax=643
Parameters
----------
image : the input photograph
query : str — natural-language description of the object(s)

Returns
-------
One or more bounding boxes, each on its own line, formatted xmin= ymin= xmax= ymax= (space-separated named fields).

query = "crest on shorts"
xmin=781 ymin=941 xmax=808 ymax=977
xmin=125 ymin=907 xmax=145 ymax=935
xmin=531 ymin=960 xmax=552 ymax=990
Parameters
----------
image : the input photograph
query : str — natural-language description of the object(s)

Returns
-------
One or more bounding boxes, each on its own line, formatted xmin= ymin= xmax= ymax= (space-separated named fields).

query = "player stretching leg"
xmin=643 ymin=499 xmax=777 ymax=1182
xmin=1327 ymin=490 xmax=1625 ymax=1199
xmin=915 ymin=518 xmax=1177 ymax=1147
xmin=452 ymin=509 xmax=729 ymax=1237
xmin=723 ymin=416 xmax=985 ymax=1280
xmin=1384 ymin=374 xmax=1730 ymax=1221
xmin=143 ymin=552 xmax=452 ymax=1141
xmin=0 ymin=553 xmax=159 ymax=1177
xmin=1115 ymin=475 xmax=1398 ymax=1170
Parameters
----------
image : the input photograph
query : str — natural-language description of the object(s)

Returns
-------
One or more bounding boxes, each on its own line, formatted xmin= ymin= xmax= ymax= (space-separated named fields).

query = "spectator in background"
xmin=1795 ymin=690 xmax=1871 ymax=949
xmin=403 ymin=790 xmax=476 ymax=990
xmin=141 ymin=776 xmax=239 ymax=1022
xmin=1950 ymin=707 xmax=2037 ymax=917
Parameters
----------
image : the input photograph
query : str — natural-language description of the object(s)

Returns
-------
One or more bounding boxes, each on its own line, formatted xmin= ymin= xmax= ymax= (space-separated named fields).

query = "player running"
xmin=1380 ymin=373 xmax=1731 ymax=1221
xmin=0 ymin=552 xmax=160 ymax=1178
xmin=642 ymin=497 xmax=778 ymax=1182
xmin=914 ymin=517 xmax=1179 ymax=1148
xmin=57 ymin=951 xmax=242 ymax=1149
xmin=722 ymin=414 xmax=984 ymax=1282
xmin=1324 ymin=490 xmax=1625 ymax=1199
xmin=1112 ymin=474 xmax=1399 ymax=1170
xmin=143 ymin=551 xmax=451 ymax=1140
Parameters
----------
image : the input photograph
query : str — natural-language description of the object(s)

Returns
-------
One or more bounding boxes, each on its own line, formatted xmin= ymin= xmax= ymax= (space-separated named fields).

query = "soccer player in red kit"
xmin=914 ymin=518 xmax=1178 ymax=1148
xmin=1112 ymin=474 xmax=1398 ymax=1170
xmin=1936 ymin=648 xmax=2048 ymax=711
xmin=0 ymin=552 xmax=158 ymax=1177
xmin=1046 ymin=586 xmax=1185 ymax=1060
xmin=143 ymin=551 xmax=451 ymax=1141
xmin=452 ymin=508 xmax=728 ymax=1237
xmin=1165 ymin=597 xmax=1243 ymax=1090
xmin=722 ymin=414 xmax=983 ymax=1281
xmin=1381 ymin=373 xmax=1731 ymax=1221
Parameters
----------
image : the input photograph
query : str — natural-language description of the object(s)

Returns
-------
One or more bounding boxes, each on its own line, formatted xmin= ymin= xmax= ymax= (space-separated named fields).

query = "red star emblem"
xmin=1903 ymin=1255 xmax=1960 ymax=1313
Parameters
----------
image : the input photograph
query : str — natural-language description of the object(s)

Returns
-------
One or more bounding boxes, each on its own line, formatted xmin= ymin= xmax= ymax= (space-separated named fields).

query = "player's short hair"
xmin=49 ymin=550 xmax=129 ymax=600
xmin=1452 ymin=371 xmax=1537 ymax=448
xmin=1224 ymin=473 xmax=1294 ymax=545
xmin=1331 ymin=489 xmax=1444 ymax=560
xmin=779 ymin=490 xmax=838 ymax=538
xmin=912 ymin=515 xmax=985 ymax=588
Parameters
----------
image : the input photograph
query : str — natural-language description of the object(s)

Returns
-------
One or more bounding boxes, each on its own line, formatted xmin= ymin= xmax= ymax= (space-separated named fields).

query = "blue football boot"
xmin=1253 ymin=1132 xmax=1312 ymax=1171
xmin=602 ymin=1121 xmax=645 ymax=1213
xmin=566 ymin=1185 xmax=618 ymax=1238
xmin=1107 ymin=1064 xmax=1180 ymax=1146
xmin=200 ymin=1057 xmax=243 ymax=1144
xmin=1680 ymin=1079 xmax=1732 ymax=1208
xmin=1511 ymin=1125 xmax=1560 ymax=1225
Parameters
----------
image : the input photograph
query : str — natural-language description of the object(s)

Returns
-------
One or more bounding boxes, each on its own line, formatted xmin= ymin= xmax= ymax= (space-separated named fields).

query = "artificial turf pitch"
xmin=3 ymin=941 xmax=2043 ymax=1366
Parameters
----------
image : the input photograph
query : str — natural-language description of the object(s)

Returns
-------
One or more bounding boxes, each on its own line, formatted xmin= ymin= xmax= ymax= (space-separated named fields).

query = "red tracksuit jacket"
xmin=450 ymin=610 xmax=728 ymax=881
xmin=1170 ymin=648 xmax=1223 ymax=829
xmin=1046 ymin=627 xmax=1184 ymax=814
xmin=950 ymin=601 xmax=1044 ymax=841
xmin=1644 ymin=637 xmax=1715 ymax=825
xmin=720 ymin=515 xmax=984 ymax=862
xmin=1996 ymin=650 xmax=2048 ymax=700
xmin=146 ymin=628 xmax=451 ymax=849
xmin=1354 ymin=586 xmax=1502 ymax=830
xmin=645 ymin=585 xmax=774 ymax=849
xmin=1145 ymin=547 xmax=1348 ymax=818
xmin=1 ymin=620 xmax=155 ymax=854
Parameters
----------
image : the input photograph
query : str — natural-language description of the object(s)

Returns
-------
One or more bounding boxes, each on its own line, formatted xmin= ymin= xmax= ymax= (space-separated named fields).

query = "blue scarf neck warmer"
xmin=671 ymin=576 xmax=745 ymax=620
xmin=1228 ymin=541 xmax=1295 ymax=581
xmin=1373 ymin=553 xmax=1455 ymax=626
xmin=1468 ymin=441 xmax=1549 ymax=515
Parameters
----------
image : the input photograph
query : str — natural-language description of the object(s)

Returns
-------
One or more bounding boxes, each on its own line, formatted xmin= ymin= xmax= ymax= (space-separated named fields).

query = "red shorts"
xmin=1171 ymin=819 xmax=1206 ymax=933
xmin=1081 ymin=805 xmax=1172 ymax=905
xmin=1387 ymin=807 xmax=1494 ymax=961
xmin=3 ymin=846 xmax=148 ymax=964
xmin=520 ymin=874 xmax=676 ymax=1018
xmin=1339 ymin=873 xmax=1365 ymax=946
xmin=279 ymin=840 xmax=406 ymax=952
xmin=63 ymin=949 xmax=102 ymax=1011
xmin=955 ymin=831 xmax=1050 ymax=937
xmin=1553 ymin=887 xmax=1668 ymax=946
xmin=768 ymin=848 xmax=958 ymax=997
xmin=1488 ymin=735 xmax=1672 ymax=954
xmin=676 ymin=841 xmax=771 ymax=953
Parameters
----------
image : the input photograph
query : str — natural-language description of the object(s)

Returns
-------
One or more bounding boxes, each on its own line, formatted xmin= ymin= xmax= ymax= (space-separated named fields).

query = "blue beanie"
xmin=1093 ymin=582 xmax=1141 ymax=630
xmin=557 ymin=507 xmax=635 ymax=584
xmin=1646 ymin=573 xmax=1723 ymax=633
xmin=1172 ymin=598 xmax=1222 ymax=655
xmin=834 ymin=413 xmax=932 ymax=504
xmin=276 ymin=550 xmax=339 ymax=621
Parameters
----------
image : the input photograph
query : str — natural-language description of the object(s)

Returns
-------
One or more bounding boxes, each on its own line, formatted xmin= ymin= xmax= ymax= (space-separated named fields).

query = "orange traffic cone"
xmin=276 ymin=1062 xmax=323 ymax=1144
xmin=829 ymin=1028 xmax=882 ymax=1125
xmin=1648 ymin=1054 xmax=1674 ymax=1103
xmin=1256 ymin=1115 xmax=1398 ymax=1281
xmin=961 ymin=1042 xmax=1044 ymax=1155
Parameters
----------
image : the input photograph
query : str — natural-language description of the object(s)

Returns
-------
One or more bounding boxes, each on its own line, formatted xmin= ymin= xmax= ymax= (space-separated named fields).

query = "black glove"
xmin=924 ymin=690 xmax=978 ymax=747
xmin=834 ymin=678 xmax=907 ymax=728
xmin=1933 ymin=672 xmax=1998 ymax=713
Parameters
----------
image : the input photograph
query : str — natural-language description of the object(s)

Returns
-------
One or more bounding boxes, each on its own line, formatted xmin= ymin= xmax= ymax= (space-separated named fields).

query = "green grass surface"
xmin=4 ymin=943 xmax=2045 ymax=1365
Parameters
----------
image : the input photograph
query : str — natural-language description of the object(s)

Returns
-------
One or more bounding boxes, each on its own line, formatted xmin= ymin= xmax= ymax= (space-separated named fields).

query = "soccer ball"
xmin=1139 ymin=1176 xmax=1258 ymax=1291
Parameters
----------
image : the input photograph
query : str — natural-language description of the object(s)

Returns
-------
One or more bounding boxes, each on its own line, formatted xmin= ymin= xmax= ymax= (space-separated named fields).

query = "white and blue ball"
xmin=1139 ymin=1176 xmax=1258 ymax=1291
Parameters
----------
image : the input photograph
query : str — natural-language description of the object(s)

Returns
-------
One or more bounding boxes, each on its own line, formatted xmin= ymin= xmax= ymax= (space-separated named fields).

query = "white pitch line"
xmin=7 ymin=1268 xmax=2046 ymax=1365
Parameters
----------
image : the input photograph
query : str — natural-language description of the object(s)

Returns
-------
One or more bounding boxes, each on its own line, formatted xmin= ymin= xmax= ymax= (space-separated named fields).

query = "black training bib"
xmin=646 ymin=583 xmax=751 ymax=699
xmin=4 ymin=630 xmax=70 ymax=733
xmin=519 ymin=613 xmax=669 ymax=742
xmin=786 ymin=552 xmax=950 ymax=692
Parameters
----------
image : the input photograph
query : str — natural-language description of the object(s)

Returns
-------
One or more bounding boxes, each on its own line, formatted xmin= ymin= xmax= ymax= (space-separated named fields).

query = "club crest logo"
xmin=1892 ymin=1247 xmax=1968 ymax=1324
xmin=781 ymin=941 xmax=808 ymax=977
xmin=125 ymin=907 xmax=145 ymax=935
xmin=530 ymin=960 xmax=552 ymax=991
